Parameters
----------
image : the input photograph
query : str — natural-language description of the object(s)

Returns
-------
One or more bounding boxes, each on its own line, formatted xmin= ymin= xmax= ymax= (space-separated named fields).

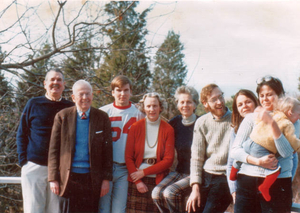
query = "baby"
xmin=230 ymin=96 xmax=300 ymax=201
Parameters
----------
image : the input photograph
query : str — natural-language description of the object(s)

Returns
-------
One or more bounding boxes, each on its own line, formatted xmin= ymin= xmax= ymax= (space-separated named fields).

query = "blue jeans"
xmin=235 ymin=174 xmax=292 ymax=213
xmin=197 ymin=172 xmax=232 ymax=213
xmin=98 ymin=163 xmax=128 ymax=213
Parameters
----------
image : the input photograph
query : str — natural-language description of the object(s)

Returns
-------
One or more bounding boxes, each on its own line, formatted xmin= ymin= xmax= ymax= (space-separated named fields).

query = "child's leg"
xmin=230 ymin=161 xmax=241 ymax=181
xmin=258 ymin=170 xmax=280 ymax=201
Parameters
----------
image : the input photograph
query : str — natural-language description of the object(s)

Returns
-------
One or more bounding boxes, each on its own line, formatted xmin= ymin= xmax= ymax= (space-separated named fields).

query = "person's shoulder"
xmin=161 ymin=119 xmax=174 ymax=130
xmin=61 ymin=98 xmax=74 ymax=106
xmin=169 ymin=115 xmax=181 ymax=122
xmin=99 ymin=103 xmax=113 ymax=111
xmin=23 ymin=96 xmax=46 ymax=109
xmin=58 ymin=106 xmax=75 ymax=114
xmin=92 ymin=106 xmax=109 ymax=117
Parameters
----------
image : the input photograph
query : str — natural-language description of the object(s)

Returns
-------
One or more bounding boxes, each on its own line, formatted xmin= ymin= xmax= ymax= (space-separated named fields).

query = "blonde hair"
xmin=138 ymin=92 xmax=167 ymax=114
xmin=277 ymin=96 xmax=300 ymax=114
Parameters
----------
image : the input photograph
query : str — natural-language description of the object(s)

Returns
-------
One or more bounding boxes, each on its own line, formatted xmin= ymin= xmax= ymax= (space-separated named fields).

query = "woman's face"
xmin=144 ymin=96 xmax=161 ymax=122
xmin=236 ymin=95 xmax=256 ymax=118
xmin=259 ymin=85 xmax=278 ymax=111
xmin=177 ymin=93 xmax=196 ymax=118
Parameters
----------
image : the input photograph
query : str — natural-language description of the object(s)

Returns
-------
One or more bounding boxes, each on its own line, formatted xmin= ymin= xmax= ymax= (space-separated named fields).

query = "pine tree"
xmin=152 ymin=30 xmax=187 ymax=119
xmin=96 ymin=1 xmax=151 ymax=104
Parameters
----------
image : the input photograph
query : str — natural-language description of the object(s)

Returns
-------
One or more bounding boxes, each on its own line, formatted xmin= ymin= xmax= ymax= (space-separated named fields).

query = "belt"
xmin=113 ymin=162 xmax=126 ymax=166
xmin=143 ymin=158 xmax=157 ymax=165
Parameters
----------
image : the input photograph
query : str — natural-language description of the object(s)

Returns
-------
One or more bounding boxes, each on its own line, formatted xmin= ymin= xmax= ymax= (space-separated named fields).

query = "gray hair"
xmin=174 ymin=85 xmax=199 ymax=106
xmin=277 ymin=96 xmax=300 ymax=114
xmin=72 ymin=80 xmax=93 ymax=94
xmin=45 ymin=68 xmax=64 ymax=81
xmin=138 ymin=92 xmax=167 ymax=114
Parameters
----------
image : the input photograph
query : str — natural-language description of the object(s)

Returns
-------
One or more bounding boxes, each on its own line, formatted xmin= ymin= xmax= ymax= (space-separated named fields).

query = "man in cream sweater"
xmin=186 ymin=84 xmax=232 ymax=213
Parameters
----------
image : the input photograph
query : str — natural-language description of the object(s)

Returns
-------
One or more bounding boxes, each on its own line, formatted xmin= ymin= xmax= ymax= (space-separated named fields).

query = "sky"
xmin=1 ymin=1 xmax=300 ymax=98
xmin=137 ymin=1 xmax=300 ymax=98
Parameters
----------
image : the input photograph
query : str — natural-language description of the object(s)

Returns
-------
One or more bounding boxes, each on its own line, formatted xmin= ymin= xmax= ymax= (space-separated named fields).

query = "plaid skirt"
xmin=126 ymin=177 xmax=160 ymax=213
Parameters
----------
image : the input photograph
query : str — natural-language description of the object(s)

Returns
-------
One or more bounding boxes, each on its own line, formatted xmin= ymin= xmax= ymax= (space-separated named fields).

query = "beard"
xmin=207 ymin=104 xmax=226 ymax=118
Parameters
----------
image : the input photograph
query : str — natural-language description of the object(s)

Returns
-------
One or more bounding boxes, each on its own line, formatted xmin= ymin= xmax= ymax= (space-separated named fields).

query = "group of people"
xmin=16 ymin=68 xmax=300 ymax=213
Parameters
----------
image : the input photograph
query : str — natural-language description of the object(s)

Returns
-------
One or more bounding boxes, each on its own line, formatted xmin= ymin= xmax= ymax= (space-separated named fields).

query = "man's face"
xmin=112 ymin=84 xmax=132 ymax=106
xmin=44 ymin=71 xmax=65 ymax=98
xmin=204 ymin=87 xmax=226 ymax=119
xmin=72 ymin=84 xmax=93 ymax=112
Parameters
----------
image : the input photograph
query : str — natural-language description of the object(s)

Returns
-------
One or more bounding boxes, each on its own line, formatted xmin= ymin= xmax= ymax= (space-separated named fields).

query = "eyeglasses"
xmin=256 ymin=75 xmax=279 ymax=85
xmin=208 ymin=93 xmax=224 ymax=103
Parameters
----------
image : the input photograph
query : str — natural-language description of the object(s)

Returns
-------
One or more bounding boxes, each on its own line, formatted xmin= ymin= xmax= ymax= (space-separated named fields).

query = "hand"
xmin=186 ymin=184 xmax=201 ymax=213
xmin=130 ymin=169 xmax=145 ymax=182
xmin=100 ymin=180 xmax=110 ymax=197
xmin=50 ymin=181 xmax=60 ymax=195
xmin=258 ymin=154 xmax=278 ymax=170
xmin=232 ymin=192 xmax=236 ymax=204
xmin=136 ymin=181 xmax=148 ymax=193
xmin=255 ymin=107 xmax=273 ymax=125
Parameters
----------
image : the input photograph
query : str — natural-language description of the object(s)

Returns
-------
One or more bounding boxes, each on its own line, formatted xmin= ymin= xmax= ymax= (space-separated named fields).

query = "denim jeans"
xmin=235 ymin=174 xmax=292 ymax=213
xmin=98 ymin=163 xmax=128 ymax=213
xmin=197 ymin=171 xmax=232 ymax=213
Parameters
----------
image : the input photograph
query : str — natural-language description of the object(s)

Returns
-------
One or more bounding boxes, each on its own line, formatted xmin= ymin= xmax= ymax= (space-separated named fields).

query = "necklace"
xmin=145 ymin=119 xmax=160 ymax=148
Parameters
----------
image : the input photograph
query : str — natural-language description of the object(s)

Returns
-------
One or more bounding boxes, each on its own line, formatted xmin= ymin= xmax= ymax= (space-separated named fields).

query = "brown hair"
xmin=111 ymin=75 xmax=132 ymax=91
xmin=232 ymin=89 xmax=259 ymax=133
xmin=256 ymin=76 xmax=285 ymax=98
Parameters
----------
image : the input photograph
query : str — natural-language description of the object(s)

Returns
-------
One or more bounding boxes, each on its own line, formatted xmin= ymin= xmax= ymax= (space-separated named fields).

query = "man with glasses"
xmin=186 ymin=84 xmax=232 ymax=213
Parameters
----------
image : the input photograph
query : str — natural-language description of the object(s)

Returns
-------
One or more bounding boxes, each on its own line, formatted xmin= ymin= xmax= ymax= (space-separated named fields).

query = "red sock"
xmin=230 ymin=166 xmax=239 ymax=181
xmin=258 ymin=170 xmax=280 ymax=201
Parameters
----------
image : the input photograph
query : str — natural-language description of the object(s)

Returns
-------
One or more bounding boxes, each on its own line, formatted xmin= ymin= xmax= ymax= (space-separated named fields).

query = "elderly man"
xmin=48 ymin=80 xmax=113 ymax=212
xmin=186 ymin=84 xmax=232 ymax=213
xmin=17 ymin=69 xmax=74 ymax=213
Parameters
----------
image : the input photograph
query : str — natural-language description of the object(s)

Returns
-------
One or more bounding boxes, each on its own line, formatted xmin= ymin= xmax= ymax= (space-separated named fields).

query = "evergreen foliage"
xmin=152 ymin=30 xmax=187 ymax=119
xmin=96 ymin=1 xmax=151 ymax=104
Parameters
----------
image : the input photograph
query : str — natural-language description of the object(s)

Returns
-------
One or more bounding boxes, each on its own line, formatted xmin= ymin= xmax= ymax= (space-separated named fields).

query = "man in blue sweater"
xmin=48 ymin=80 xmax=112 ymax=212
xmin=16 ymin=69 xmax=74 ymax=213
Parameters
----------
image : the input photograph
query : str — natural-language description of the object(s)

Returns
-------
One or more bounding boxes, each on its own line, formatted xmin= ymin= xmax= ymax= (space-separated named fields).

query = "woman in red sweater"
xmin=125 ymin=92 xmax=175 ymax=213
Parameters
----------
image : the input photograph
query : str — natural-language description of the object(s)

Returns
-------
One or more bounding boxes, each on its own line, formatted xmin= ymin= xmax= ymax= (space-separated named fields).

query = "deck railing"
xmin=1 ymin=176 xmax=300 ymax=212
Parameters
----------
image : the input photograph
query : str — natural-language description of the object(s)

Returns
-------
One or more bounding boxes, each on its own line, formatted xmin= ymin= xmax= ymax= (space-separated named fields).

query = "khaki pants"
xmin=21 ymin=161 xmax=64 ymax=213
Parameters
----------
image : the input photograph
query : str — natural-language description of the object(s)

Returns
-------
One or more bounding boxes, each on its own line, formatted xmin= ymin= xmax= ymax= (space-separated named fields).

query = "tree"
xmin=152 ymin=30 xmax=187 ymax=119
xmin=96 ymin=1 xmax=151 ymax=104
xmin=15 ymin=43 xmax=55 ymax=110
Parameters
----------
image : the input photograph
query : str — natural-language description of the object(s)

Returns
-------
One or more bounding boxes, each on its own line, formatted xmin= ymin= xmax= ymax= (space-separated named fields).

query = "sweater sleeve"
xmin=227 ymin=129 xmax=237 ymax=194
xmin=16 ymin=101 xmax=31 ymax=167
xmin=190 ymin=119 xmax=206 ymax=186
xmin=231 ymin=114 xmax=255 ymax=163
xmin=143 ymin=126 xmax=175 ymax=176
xmin=125 ymin=123 xmax=140 ymax=181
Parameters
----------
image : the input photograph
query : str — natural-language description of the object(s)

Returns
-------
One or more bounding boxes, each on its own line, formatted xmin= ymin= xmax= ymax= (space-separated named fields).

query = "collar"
xmin=113 ymin=101 xmax=132 ymax=109
xmin=45 ymin=93 xmax=62 ymax=102
xmin=77 ymin=108 xmax=91 ymax=118
xmin=212 ymin=107 xmax=231 ymax=120
xmin=182 ymin=114 xmax=197 ymax=126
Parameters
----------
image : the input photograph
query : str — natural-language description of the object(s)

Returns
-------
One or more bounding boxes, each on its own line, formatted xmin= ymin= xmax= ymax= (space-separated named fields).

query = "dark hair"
xmin=45 ymin=68 xmax=64 ymax=81
xmin=256 ymin=76 xmax=285 ymax=98
xmin=232 ymin=89 xmax=259 ymax=133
